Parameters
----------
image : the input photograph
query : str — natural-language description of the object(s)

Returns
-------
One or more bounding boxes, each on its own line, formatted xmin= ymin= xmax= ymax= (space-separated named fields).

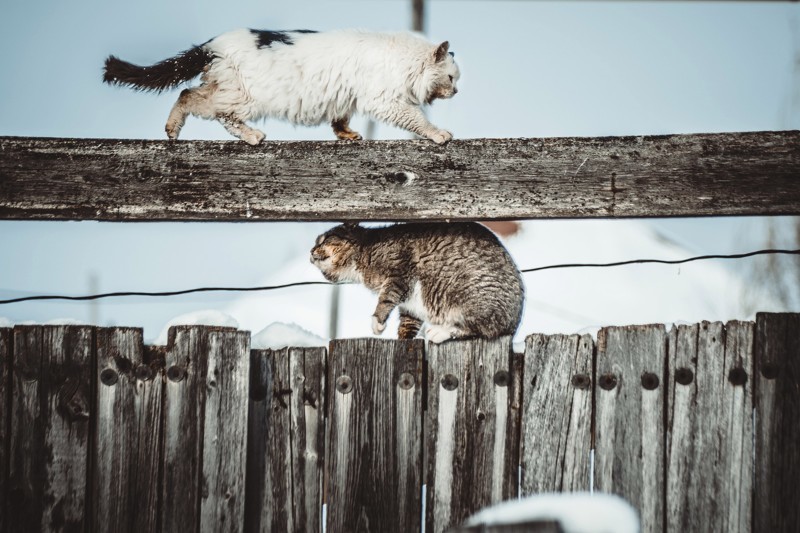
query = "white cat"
xmin=103 ymin=29 xmax=460 ymax=145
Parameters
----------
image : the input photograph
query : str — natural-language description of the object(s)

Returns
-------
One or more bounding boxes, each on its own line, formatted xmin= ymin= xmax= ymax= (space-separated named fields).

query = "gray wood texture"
xmin=2 ymin=131 xmax=798 ymax=221
xmin=245 ymin=347 xmax=326 ymax=533
xmin=666 ymin=321 xmax=754 ymax=532
xmin=161 ymin=326 xmax=250 ymax=533
xmin=425 ymin=336 xmax=517 ymax=533
xmin=92 ymin=327 xmax=163 ymax=533
xmin=521 ymin=334 xmax=593 ymax=494
xmin=753 ymin=312 xmax=800 ymax=532
xmin=7 ymin=326 xmax=93 ymax=532
xmin=594 ymin=325 xmax=666 ymax=533
xmin=0 ymin=328 xmax=9 ymax=533
xmin=326 ymin=338 xmax=424 ymax=533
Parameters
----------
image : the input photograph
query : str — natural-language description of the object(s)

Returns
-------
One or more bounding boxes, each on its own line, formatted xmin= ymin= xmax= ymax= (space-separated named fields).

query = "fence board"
xmin=753 ymin=312 xmax=800 ymax=532
xmin=8 ymin=326 xmax=93 ymax=532
xmin=425 ymin=336 xmax=517 ymax=533
xmin=326 ymin=338 xmax=424 ymax=533
xmin=520 ymin=333 xmax=593 ymax=494
xmin=666 ymin=321 xmax=754 ymax=532
xmin=595 ymin=325 xmax=666 ymax=533
xmin=0 ymin=328 xmax=9 ymax=533
xmin=92 ymin=328 xmax=163 ymax=533
xmin=245 ymin=347 xmax=326 ymax=533
xmin=2 ymin=131 xmax=800 ymax=221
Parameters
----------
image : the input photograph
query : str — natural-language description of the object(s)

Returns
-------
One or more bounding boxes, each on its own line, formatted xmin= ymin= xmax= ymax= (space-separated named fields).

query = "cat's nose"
xmin=452 ymin=87 xmax=458 ymax=95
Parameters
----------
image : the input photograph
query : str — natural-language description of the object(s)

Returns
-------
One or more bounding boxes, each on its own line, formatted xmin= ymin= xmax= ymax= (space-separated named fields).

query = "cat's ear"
xmin=433 ymin=41 xmax=450 ymax=63
xmin=343 ymin=221 xmax=361 ymax=229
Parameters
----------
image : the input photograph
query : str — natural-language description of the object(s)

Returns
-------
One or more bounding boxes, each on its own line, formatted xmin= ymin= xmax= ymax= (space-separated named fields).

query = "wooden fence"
xmin=1 ymin=312 xmax=797 ymax=532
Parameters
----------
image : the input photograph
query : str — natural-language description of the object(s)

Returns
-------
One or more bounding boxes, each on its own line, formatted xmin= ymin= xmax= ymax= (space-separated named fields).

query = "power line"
xmin=1 ymin=248 xmax=799 ymax=305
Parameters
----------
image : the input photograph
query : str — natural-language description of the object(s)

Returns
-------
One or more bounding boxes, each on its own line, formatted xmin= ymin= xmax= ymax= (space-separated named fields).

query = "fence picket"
xmin=326 ymin=338 xmax=424 ymax=533
xmin=425 ymin=336 xmax=517 ymax=533
xmin=92 ymin=327 xmax=163 ymax=533
xmin=0 ymin=328 xmax=10 ymax=533
xmin=8 ymin=326 xmax=93 ymax=532
xmin=521 ymin=333 xmax=593 ymax=494
xmin=666 ymin=321 xmax=754 ymax=532
xmin=753 ymin=312 xmax=800 ymax=531
xmin=245 ymin=347 xmax=326 ymax=533
xmin=595 ymin=324 xmax=666 ymax=532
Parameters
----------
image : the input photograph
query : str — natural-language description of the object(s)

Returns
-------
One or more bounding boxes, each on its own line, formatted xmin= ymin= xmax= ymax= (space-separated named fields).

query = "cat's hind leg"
xmin=331 ymin=117 xmax=362 ymax=141
xmin=165 ymin=84 xmax=218 ymax=140
xmin=397 ymin=313 xmax=423 ymax=340
xmin=217 ymin=114 xmax=266 ymax=146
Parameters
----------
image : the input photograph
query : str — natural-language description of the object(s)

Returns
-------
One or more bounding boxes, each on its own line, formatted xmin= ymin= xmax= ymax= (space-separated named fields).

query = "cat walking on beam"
xmin=103 ymin=28 xmax=460 ymax=145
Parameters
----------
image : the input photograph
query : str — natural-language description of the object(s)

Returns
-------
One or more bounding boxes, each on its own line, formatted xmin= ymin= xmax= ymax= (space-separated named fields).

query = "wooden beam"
xmin=1 ymin=131 xmax=798 ymax=221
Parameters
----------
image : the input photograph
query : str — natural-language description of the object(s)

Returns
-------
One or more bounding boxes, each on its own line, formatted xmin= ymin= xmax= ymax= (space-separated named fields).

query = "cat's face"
xmin=310 ymin=225 xmax=363 ymax=283
xmin=423 ymin=41 xmax=460 ymax=104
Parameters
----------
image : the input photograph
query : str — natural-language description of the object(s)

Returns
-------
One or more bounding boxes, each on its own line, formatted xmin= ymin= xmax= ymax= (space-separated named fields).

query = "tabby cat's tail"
xmin=103 ymin=45 xmax=214 ymax=92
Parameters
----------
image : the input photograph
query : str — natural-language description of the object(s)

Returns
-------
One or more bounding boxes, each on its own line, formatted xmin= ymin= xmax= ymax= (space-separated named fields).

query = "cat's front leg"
xmin=376 ymin=103 xmax=452 ymax=145
xmin=372 ymin=280 xmax=408 ymax=335
xmin=331 ymin=117 xmax=362 ymax=141
xmin=398 ymin=313 xmax=423 ymax=339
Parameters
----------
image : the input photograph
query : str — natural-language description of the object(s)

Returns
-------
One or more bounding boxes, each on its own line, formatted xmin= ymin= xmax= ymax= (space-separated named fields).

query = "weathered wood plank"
xmin=0 ymin=328 xmax=10 ymax=533
xmin=161 ymin=326 xmax=249 ymax=533
xmin=244 ymin=347 xmax=325 ymax=533
xmin=425 ymin=336 xmax=517 ymax=533
xmin=753 ymin=312 xmax=800 ymax=532
xmin=326 ymin=338 xmax=424 ymax=533
xmin=520 ymin=333 xmax=593 ymax=494
xmin=198 ymin=329 xmax=250 ymax=533
xmin=92 ymin=327 xmax=163 ymax=533
xmin=594 ymin=324 xmax=666 ymax=533
xmin=666 ymin=321 xmax=754 ymax=532
xmin=1 ymin=131 xmax=798 ymax=221
xmin=7 ymin=326 xmax=93 ymax=533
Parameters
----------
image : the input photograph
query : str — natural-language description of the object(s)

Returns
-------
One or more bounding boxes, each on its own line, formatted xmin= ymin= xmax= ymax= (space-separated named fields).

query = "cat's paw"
xmin=429 ymin=129 xmax=453 ymax=145
xmin=425 ymin=325 xmax=453 ymax=344
xmin=372 ymin=316 xmax=386 ymax=335
xmin=243 ymin=130 xmax=266 ymax=146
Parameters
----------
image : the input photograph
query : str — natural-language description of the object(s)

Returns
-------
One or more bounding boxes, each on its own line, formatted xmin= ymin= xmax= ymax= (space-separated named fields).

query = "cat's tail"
xmin=103 ymin=45 xmax=214 ymax=92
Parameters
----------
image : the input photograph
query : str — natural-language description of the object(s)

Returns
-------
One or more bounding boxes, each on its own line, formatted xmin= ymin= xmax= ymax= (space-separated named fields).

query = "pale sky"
xmin=1 ymin=1 xmax=798 ymax=339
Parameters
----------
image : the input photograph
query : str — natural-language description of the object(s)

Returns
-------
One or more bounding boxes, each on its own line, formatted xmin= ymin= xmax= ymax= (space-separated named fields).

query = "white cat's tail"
xmin=103 ymin=45 xmax=214 ymax=92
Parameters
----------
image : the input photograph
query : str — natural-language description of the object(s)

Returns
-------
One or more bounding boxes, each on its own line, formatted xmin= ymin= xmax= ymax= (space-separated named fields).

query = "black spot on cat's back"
xmin=250 ymin=29 xmax=318 ymax=48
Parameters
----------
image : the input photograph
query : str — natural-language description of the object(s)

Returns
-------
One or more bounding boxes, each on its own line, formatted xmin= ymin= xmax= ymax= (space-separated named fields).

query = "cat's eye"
xmin=448 ymin=75 xmax=453 ymax=82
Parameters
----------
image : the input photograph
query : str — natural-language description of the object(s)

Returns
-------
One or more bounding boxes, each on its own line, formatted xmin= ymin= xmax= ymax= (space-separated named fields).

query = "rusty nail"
xmin=100 ymin=368 xmax=118 ymax=386
xmin=728 ymin=367 xmax=747 ymax=386
xmin=641 ymin=372 xmax=659 ymax=390
xmin=336 ymin=375 xmax=353 ymax=394
xmin=675 ymin=368 xmax=693 ymax=386
xmin=494 ymin=370 xmax=509 ymax=387
xmin=571 ymin=373 xmax=591 ymax=390
xmin=167 ymin=366 xmax=186 ymax=382
xmin=135 ymin=364 xmax=154 ymax=382
xmin=760 ymin=363 xmax=778 ymax=380
xmin=598 ymin=373 xmax=617 ymax=391
xmin=441 ymin=374 xmax=459 ymax=391
xmin=398 ymin=372 xmax=414 ymax=390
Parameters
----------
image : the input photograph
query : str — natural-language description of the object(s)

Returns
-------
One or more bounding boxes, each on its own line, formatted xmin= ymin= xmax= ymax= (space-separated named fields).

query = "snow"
xmin=153 ymin=309 xmax=239 ymax=345
xmin=251 ymin=322 xmax=327 ymax=349
xmin=464 ymin=492 xmax=638 ymax=533
xmin=0 ymin=317 xmax=13 ymax=328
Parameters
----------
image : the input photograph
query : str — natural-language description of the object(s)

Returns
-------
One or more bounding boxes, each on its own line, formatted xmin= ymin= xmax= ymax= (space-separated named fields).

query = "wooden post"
xmin=7 ymin=326 xmax=93 ymax=532
xmin=753 ymin=312 xmax=800 ymax=531
xmin=92 ymin=327 xmax=163 ymax=533
xmin=161 ymin=326 xmax=250 ymax=533
xmin=666 ymin=321 xmax=754 ymax=532
xmin=245 ymin=347 xmax=326 ymax=533
xmin=520 ymin=334 xmax=593 ymax=494
xmin=326 ymin=338 xmax=424 ymax=533
xmin=0 ymin=328 xmax=10 ymax=533
xmin=425 ymin=336 xmax=518 ymax=533
xmin=594 ymin=324 xmax=666 ymax=532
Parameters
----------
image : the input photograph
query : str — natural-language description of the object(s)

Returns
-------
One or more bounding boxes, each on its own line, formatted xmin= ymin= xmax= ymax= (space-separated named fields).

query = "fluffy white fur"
xmin=108 ymin=29 xmax=460 ymax=144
